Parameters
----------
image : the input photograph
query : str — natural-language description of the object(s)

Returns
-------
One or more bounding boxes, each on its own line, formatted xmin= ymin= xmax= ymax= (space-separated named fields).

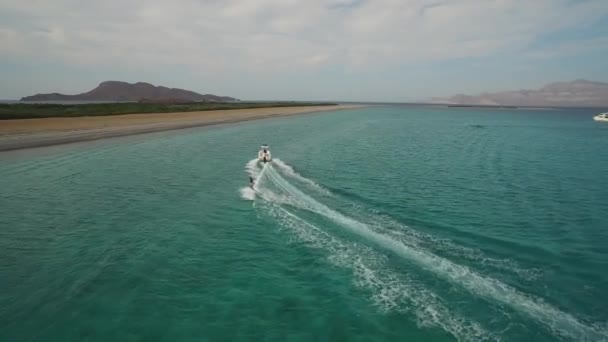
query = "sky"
xmin=1 ymin=0 xmax=608 ymax=101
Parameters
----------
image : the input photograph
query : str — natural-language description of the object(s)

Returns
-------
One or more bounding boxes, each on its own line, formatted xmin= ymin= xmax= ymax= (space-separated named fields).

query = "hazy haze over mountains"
xmin=431 ymin=80 xmax=608 ymax=107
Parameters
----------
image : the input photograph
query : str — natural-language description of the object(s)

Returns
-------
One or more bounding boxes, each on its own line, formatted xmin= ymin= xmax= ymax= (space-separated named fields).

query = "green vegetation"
xmin=0 ymin=102 xmax=338 ymax=120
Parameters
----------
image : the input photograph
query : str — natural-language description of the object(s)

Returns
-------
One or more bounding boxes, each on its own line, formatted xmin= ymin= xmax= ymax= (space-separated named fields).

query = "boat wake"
xmin=242 ymin=158 xmax=608 ymax=341
xmin=239 ymin=187 xmax=256 ymax=201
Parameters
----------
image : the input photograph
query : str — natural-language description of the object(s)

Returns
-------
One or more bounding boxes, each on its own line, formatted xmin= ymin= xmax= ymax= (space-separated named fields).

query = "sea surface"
xmin=1 ymin=106 xmax=608 ymax=341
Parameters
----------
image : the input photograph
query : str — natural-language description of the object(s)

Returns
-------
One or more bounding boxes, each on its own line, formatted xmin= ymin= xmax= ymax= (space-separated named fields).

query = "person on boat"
xmin=249 ymin=176 xmax=255 ymax=188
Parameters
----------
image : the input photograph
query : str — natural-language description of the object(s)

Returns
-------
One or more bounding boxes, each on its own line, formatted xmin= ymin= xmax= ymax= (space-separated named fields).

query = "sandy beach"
xmin=0 ymin=105 xmax=362 ymax=151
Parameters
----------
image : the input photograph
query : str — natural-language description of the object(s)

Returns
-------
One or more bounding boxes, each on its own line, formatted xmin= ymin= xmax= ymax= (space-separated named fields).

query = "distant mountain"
xmin=431 ymin=80 xmax=608 ymax=107
xmin=21 ymin=81 xmax=239 ymax=103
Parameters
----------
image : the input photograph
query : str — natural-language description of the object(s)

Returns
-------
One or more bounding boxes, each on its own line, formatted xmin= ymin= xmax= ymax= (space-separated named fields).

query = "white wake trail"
xmin=240 ymin=159 xmax=271 ymax=200
xmin=269 ymin=161 xmax=541 ymax=278
xmin=259 ymin=194 xmax=495 ymax=342
xmin=271 ymin=161 xmax=539 ymax=280
xmin=273 ymin=159 xmax=332 ymax=196
xmin=239 ymin=187 xmax=256 ymax=201
xmin=259 ymin=163 xmax=608 ymax=341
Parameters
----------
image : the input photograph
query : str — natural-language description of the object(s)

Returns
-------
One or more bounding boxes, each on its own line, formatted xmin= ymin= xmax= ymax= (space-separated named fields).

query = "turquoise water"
xmin=1 ymin=106 xmax=608 ymax=341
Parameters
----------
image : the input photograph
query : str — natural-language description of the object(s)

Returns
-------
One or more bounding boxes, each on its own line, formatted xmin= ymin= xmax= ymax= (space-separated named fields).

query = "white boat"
xmin=258 ymin=144 xmax=272 ymax=163
xmin=594 ymin=113 xmax=608 ymax=122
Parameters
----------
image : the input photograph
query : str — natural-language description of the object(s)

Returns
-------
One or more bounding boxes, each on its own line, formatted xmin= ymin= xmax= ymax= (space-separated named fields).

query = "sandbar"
xmin=0 ymin=105 xmax=363 ymax=151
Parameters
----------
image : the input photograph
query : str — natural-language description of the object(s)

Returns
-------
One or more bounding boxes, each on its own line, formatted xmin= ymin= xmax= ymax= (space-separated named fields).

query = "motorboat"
xmin=258 ymin=144 xmax=272 ymax=163
xmin=593 ymin=113 xmax=608 ymax=122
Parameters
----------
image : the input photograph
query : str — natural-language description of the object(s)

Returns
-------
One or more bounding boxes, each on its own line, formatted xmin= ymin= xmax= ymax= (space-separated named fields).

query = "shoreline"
xmin=0 ymin=105 xmax=364 ymax=152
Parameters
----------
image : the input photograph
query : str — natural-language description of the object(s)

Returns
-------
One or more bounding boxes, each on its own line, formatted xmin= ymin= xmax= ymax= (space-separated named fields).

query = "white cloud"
xmin=0 ymin=0 xmax=607 ymax=99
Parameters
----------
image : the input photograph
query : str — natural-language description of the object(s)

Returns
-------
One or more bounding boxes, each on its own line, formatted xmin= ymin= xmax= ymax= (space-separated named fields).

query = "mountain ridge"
xmin=431 ymin=80 xmax=608 ymax=107
xmin=21 ymin=81 xmax=239 ymax=102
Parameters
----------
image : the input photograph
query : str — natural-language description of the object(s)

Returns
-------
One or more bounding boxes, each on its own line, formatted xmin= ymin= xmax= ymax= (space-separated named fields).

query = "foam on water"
xmin=268 ymin=162 xmax=541 ymax=282
xmin=259 ymin=198 xmax=496 ymax=342
xmin=364 ymin=212 xmax=543 ymax=281
xmin=252 ymin=162 xmax=496 ymax=341
xmin=268 ymin=160 xmax=541 ymax=281
xmin=239 ymin=187 xmax=255 ymax=201
xmin=249 ymin=160 xmax=608 ymax=341
xmin=272 ymin=159 xmax=332 ymax=196
xmin=246 ymin=158 xmax=261 ymax=178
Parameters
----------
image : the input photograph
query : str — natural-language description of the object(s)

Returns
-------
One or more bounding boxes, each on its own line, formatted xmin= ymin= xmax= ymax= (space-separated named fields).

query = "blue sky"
xmin=1 ymin=0 xmax=607 ymax=101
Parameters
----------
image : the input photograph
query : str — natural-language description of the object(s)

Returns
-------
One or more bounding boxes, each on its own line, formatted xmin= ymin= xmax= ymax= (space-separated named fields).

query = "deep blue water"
xmin=1 ymin=106 xmax=608 ymax=341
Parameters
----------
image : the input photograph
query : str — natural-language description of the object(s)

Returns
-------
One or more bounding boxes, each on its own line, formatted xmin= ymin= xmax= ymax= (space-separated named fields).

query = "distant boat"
xmin=258 ymin=144 xmax=272 ymax=163
xmin=593 ymin=113 xmax=608 ymax=122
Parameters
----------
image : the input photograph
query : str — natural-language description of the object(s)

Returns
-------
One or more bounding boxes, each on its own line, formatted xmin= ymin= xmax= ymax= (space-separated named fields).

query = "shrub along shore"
xmin=0 ymin=102 xmax=338 ymax=120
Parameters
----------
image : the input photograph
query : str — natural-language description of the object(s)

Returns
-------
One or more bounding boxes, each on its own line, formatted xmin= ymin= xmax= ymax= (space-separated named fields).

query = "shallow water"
xmin=1 ymin=106 xmax=607 ymax=341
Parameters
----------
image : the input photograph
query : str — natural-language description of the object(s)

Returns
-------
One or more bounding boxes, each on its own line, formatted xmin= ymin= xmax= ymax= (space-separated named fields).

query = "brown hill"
xmin=431 ymin=80 xmax=608 ymax=107
xmin=21 ymin=81 xmax=238 ymax=102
